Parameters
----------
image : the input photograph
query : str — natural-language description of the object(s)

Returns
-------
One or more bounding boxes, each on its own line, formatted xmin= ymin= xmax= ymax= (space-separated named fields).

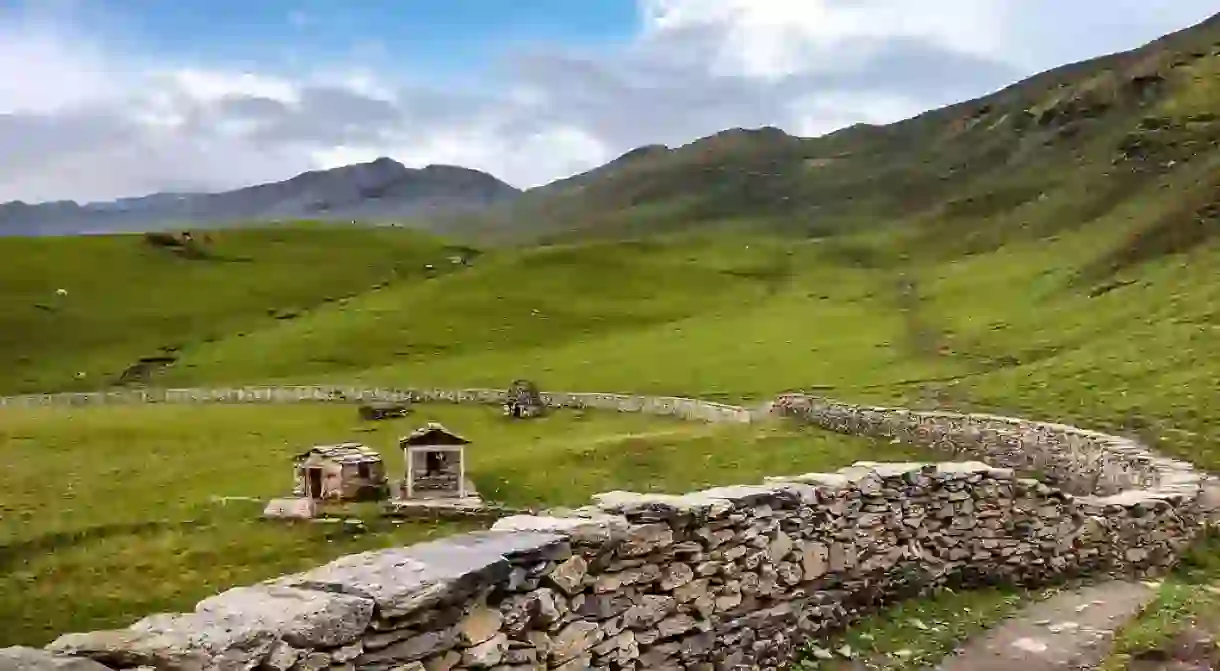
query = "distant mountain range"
xmin=8 ymin=10 xmax=1220 ymax=244
xmin=0 ymin=158 xmax=521 ymax=236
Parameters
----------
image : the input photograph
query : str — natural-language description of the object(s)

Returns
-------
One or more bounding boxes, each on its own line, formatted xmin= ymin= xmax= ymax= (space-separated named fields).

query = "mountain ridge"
xmin=0 ymin=158 xmax=521 ymax=236
xmin=6 ymin=10 xmax=1220 ymax=245
xmin=458 ymin=10 xmax=1220 ymax=249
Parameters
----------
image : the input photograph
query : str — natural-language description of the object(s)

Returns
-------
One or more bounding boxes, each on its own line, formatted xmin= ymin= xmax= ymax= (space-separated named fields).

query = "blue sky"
xmin=1 ymin=1 xmax=1218 ymax=202
xmin=19 ymin=0 xmax=640 ymax=79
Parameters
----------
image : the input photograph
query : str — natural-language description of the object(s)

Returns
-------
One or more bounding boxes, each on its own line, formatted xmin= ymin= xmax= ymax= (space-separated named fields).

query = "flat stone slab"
xmin=271 ymin=531 xmax=567 ymax=619
xmin=194 ymin=584 xmax=374 ymax=647
xmin=397 ymin=479 xmax=480 ymax=501
xmin=936 ymin=581 xmax=1157 ymax=671
xmin=384 ymin=495 xmax=493 ymax=520
xmin=262 ymin=497 xmax=317 ymax=520
xmin=492 ymin=514 xmax=628 ymax=545
xmin=388 ymin=496 xmax=486 ymax=510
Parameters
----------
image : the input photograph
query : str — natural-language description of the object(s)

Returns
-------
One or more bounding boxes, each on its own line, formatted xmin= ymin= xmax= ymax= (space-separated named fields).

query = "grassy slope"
xmin=0 ymin=404 xmax=924 ymax=645
xmin=3 ymin=13 xmax=1220 ymax=662
xmin=129 ymin=222 xmax=1220 ymax=475
xmin=7 ymin=220 xmax=1216 ymax=653
xmin=457 ymin=14 xmax=1220 ymax=248
xmin=0 ymin=224 xmax=453 ymax=393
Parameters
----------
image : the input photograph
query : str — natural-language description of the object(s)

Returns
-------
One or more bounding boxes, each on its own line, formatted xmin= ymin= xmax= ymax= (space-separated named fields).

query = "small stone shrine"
xmin=398 ymin=423 xmax=476 ymax=500
xmin=291 ymin=443 xmax=388 ymax=501
xmin=502 ymin=378 xmax=545 ymax=419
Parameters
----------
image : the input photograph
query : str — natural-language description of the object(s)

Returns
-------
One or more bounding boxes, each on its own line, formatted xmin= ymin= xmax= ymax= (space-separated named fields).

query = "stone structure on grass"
xmin=504 ymin=379 xmax=546 ymax=419
xmin=262 ymin=497 xmax=319 ymax=521
xmin=39 ymin=455 xmax=1208 ymax=671
xmin=769 ymin=393 xmax=1202 ymax=498
xmin=399 ymin=423 xmax=473 ymax=500
xmin=292 ymin=443 xmax=388 ymax=501
xmin=386 ymin=423 xmax=488 ymax=517
xmin=0 ymin=386 xmax=754 ymax=424
xmin=357 ymin=402 xmax=411 ymax=421
xmin=7 ymin=387 xmax=1216 ymax=670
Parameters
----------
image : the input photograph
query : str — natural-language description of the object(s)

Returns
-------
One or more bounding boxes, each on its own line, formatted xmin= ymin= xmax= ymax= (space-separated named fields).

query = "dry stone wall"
xmin=37 ymin=458 xmax=1205 ymax=671
xmin=0 ymin=386 xmax=752 ymax=424
xmin=8 ymin=389 xmax=1213 ymax=671
xmin=769 ymin=394 xmax=1203 ymax=498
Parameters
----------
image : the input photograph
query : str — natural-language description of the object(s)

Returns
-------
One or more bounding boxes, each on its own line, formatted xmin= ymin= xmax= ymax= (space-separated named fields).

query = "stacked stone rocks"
xmin=0 ymin=387 xmax=751 ymax=424
xmin=32 ymin=455 xmax=1204 ymax=671
xmin=771 ymin=394 xmax=1205 ymax=499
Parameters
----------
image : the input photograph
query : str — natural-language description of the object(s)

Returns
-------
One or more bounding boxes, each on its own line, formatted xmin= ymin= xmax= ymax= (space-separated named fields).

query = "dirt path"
xmin=934 ymin=581 xmax=1157 ymax=671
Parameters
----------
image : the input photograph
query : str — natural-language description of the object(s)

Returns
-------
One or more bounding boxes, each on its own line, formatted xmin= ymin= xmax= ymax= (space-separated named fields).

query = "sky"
xmin=1 ymin=1 xmax=1217 ymax=203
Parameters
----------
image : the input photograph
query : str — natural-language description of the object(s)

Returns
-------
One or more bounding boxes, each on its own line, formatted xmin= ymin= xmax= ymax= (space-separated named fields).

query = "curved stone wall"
xmin=7 ymin=388 xmax=1212 ymax=671
xmin=769 ymin=393 xmax=1204 ymax=499
xmin=35 ymin=459 xmax=1205 ymax=671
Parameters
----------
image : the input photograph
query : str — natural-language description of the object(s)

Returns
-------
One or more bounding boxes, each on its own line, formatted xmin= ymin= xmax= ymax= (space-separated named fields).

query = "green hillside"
xmin=5 ymin=12 xmax=1220 ymax=660
xmin=462 ymin=12 xmax=1220 ymax=250
xmin=0 ymin=224 xmax=456 ymax=393
xmin=0 ymin=403 xmax=920 ymax=643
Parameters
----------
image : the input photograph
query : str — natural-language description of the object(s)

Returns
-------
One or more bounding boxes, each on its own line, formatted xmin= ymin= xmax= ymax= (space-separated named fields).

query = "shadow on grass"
xmin=0 ymin=520 xmax=206 ymax=571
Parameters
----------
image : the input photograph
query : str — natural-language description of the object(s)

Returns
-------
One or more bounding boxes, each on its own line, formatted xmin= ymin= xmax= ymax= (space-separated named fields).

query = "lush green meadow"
xmin=101 ymin=222 xmax=1220 ymax=476
xmin=6 ymin=220 xmax=1220 ymax=654
xmin=0 ymin=225 xmax=453 ymax=394
xmin=8 ymin=20 xmax=1220 ymax=663
xmin=0 ymin=402 xmax=924 ymax=645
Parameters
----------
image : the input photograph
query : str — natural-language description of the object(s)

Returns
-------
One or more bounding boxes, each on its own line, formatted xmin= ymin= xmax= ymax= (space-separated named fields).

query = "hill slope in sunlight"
xmin=0 ymin=224 xmax=456 ymax=392
xmin=458 ymin=11 xmax=1220 ymax=256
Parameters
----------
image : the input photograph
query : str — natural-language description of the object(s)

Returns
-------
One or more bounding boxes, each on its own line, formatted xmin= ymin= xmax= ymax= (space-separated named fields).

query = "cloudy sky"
xmin=1 ymin=0 xmax=1216 ymax=203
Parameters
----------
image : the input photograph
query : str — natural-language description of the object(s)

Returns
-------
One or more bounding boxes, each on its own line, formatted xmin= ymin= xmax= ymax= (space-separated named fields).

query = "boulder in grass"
xmin=357 ymin=402 xmax=410 ymax=421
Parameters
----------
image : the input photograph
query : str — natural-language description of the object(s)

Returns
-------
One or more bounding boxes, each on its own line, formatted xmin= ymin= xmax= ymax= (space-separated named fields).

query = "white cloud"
xmin=314 ymin=124 xmax=611 ymax=190
xmin=641 ymin=0 xmax=1003 ymax=79
xmin=410 ymin=125 xmax=612 ymax=187
xmin=164 ymin=69 xmax=303 ymax=104
xmin=0 ymin=1 xmax=1217 ymax=203
xmin=0 ymin=17 xmax=125 ymax=114
xmin=788 ymin=92 xmax=926 ymax=137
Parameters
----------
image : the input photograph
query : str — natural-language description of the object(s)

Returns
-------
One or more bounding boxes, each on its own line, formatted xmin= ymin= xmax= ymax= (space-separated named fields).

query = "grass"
xmin=1101 ymin=528 xmax=1220 ymax=669
xmin=147 ymin=233 xmax=967 ymax=402
xmin=113 ymin=221 xmax=1220 ymax=477
xmin=0 ymin=224 xmax=452 ymax=394
xmin=0 ymin=403 xmax=926 ymax=646
xmin=8 ymin=220 xmax=1220 ymax=661
xmin=154 ymin=236 xmax=786 ymax=387
xmin=795 ymin=586 xmax=1057 ymax=670
xmin=4 ymin=17 xmax=1220 ymax=663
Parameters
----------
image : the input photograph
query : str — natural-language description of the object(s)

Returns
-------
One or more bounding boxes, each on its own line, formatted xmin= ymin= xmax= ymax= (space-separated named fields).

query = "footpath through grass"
xmin=795 ymin=586 xmax=1056 ymax=670
xmin=1101 ymin=528 xmax=1220 ymax=669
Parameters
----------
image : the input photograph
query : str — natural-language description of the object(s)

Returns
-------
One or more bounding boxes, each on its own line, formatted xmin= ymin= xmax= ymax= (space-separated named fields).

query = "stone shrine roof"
xmin=294 ymin=442 xmax=383 ymax=464
xmin=400 ymin=422 xmax=471 ymax=448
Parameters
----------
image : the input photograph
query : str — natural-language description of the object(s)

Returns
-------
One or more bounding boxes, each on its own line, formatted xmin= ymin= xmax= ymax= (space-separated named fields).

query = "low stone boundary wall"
xmin=7 ymin=388 xmax=1212 ymax=670
xmin=0 ymin=386 xmax=753 ymax=424
xmin=38 ymin=459 xmax=1204 ymax=671
xmin=771 ymin=393 xmax=1203 ymax=498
